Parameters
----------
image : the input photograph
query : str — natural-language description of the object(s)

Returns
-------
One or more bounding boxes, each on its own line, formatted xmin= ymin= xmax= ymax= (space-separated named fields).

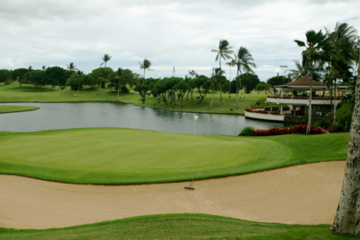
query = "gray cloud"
xmin=0 ymin=0 xmax=359 ymax=81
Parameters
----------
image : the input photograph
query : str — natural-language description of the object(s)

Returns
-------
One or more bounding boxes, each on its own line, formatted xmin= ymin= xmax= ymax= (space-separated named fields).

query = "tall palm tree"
xmin=212 ymin=39 xmax=233 ymax=70
xmin=331 ymin=38 xmax=360 ymax=236
xmin=67 ymin=62 xmax=77 ymax=72
xmin=138 ymin=58 xmax=152 ymax=81
xmin=288 ymin=60 xmax=322 ymax=81
xmin=102 ymin=54 xmax=112 ymax=67
xmin=234 ymin=47 xmax=256 ymax=109
xmin=294 ymin=29 xmax=327 ymax=134
xmin=325 ymin=22 xmax=358 ymax=124
xmin=210 ymin=67 xmax=225 ymax=108
xmin=226 ymin=59 xmax=236 ymax=97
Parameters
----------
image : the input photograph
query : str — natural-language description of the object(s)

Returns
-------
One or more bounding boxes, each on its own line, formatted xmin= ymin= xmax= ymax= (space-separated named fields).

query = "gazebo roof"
xmin=285 ymin=76 xmax=325 ymax=87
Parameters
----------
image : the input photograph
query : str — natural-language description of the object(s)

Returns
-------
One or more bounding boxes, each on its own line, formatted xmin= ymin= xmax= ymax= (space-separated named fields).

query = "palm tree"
xmin=331 ymin=38 xmax=360 ymax=236
xmin=138 ymin=58 xmax=152 ymax=81
xmin=226 ymin=59 xmax=236 ymax=97
xmin=210 ymin=67 xmax=225 ymax=108
xmin=288 ymin=60 xmax=323 ymax=81
xmin=212 ymin=39 xmax=233 ymax=70
xmin=294 ymin=29 xmax=327 ymax=134
xmin=102 ymin=54 xmax=112 ymax=67
xmin=67 ymin=62 xmax=77 ymax=72
xmin=234 ymin=47 xmax=256 ymax=109
xmin=324 ymin=22 xmax=358 ymax=124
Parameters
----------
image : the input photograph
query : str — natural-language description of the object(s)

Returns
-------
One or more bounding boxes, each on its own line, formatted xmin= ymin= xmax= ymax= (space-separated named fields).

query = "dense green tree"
xmin=134 ymin=83 xmax=150 ymax=103
xmin=194 ymin=75 xmax=210 ymax=103
xmin=66 ymin=71 xmax=85 ymax=94
xmin=295 ymin=29 xmax=327 ymax=134
xmin=24 ymin=70 xmax=46 ymax=88
xmin=92 ymin=67 xmax=115 ymax=93
xmin=174 ymin=80 xmax=190 ymax=107
xmin=109 ymin=68 xmax=135 ymax=97
xmin=11 ymin=68 xmax=30 ymax=87
xmin=0 ymin=69 xmax=12 ymax=84
xmin=234 ymin=47 xmax=256 ymax=108
xmin=45 ymin=66 xmax=70 ymax=90
xmin=254 ymin=82 xmax=270 ymax=92
xmin=267 ymin=75 xmax=291 ymax=93
xmin=238 ymin=73 xmax=260 ymax=93
xmin=82 ymin=72 xmax=100 ymax=89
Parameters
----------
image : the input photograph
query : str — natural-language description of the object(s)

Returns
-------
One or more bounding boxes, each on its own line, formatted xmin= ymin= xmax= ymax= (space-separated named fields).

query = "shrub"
xmin=248 ymin=125 xmax=324 ymax=137
xmin=313 ymin=119 xmax=332 ymax=130
xmin=239 ymin=127 xmax=255 ymax=136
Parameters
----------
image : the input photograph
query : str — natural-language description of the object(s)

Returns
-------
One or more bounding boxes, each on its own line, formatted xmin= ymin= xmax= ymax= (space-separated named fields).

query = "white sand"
xmin=0 ymin=161 xmax=344 ymax=229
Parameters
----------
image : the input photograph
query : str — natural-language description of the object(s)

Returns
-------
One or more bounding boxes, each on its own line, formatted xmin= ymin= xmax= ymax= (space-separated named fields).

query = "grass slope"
xmin=0 ymin=214 xmax=354 ymax=240
xmin=0 ymin=82 xmax=266 ymax=114
xmin=0 ymin=128 xmax=348 ymax=184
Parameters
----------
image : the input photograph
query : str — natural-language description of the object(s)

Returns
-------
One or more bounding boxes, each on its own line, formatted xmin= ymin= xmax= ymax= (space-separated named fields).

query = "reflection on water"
xmin=0 ymin=102 xmax=286 ymax=136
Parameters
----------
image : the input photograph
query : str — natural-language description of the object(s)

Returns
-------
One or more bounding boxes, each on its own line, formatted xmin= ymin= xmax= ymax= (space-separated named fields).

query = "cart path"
xmin=0 ymin=161 xmax=344 ymax=229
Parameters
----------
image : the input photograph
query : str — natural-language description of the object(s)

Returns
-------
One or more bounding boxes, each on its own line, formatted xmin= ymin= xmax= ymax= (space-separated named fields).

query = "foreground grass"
xmin=0 ymin=82 xmax=266 ymax=114
xmin=0 ymin=105 xmax=39 ymax=113
xmin=0 ymin=214 xmax=356 ymax=240
xmin=0 ymin=128 xmax=348 ymax=184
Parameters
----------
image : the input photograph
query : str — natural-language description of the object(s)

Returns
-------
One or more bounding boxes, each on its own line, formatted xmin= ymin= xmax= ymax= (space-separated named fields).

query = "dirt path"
xmin=0 ymin=161 xmax=344 ymax=229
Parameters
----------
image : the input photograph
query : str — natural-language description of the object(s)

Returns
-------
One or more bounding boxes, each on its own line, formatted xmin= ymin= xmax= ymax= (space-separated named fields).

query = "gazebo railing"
xmin=267 ymin=95 xmax=341 ymax=100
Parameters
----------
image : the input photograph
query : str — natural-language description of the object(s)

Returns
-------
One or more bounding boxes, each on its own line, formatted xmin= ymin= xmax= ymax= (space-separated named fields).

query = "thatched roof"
xmin=285 ymin=76 xmax=325 ymax=87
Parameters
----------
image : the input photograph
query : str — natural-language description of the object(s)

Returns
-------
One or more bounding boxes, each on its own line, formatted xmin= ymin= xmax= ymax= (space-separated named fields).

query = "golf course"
xmin=0 ymin=83 xmax=354 ymax=239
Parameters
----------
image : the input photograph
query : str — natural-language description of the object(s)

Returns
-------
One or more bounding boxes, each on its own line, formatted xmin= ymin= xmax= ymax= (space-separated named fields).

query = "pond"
xmin=0 ymin=102 xmax=286 ymax=135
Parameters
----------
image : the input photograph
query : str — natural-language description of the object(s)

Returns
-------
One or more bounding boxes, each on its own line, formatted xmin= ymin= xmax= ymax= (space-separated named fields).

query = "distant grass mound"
xmin=0 ymin=128 xmax=348 ymax=184
xmin=0 ymin=105 xmax=39 ymax=113
xmin=0 ymin=214 xmax=351 ymax=240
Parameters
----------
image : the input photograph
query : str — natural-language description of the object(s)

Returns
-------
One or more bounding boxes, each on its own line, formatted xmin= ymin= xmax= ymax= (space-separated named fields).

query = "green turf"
xmin=0 ymin=105 xmax=39 ymax=113
xmin=0 ymin=82 xmax=266 ymax=114
xmin=0 ymin=128 xmax=348 ymax=184
xmin=0 ymin=214 xmax=356 ymax=240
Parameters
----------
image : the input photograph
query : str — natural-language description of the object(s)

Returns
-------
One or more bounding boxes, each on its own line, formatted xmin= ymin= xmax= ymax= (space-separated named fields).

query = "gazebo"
xmin=245 ymin=76 xmax=344 ymax=123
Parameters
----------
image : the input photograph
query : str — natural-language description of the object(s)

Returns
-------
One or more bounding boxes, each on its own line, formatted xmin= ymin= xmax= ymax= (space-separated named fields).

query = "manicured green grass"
xmin=0 ymin=82 xmax=266 ymax=114
xmin=0 ymin=128 xmax=348 ymax=184
xmin=0 ymin=214 xmax=355 ymax=240
xmin=0 ymin=105 xmax=39 ymax=113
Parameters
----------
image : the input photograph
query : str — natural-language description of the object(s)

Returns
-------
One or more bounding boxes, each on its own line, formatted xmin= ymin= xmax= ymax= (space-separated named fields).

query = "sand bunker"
xmin=0 ymin=161 xmax=345 ymax=229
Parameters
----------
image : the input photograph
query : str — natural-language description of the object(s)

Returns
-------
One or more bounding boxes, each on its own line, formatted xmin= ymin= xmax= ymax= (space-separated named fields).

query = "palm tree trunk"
xmin=210 ymin=83 xmax=215 ymax=108
xmin=306 ymin=68 xmax=314 ymax=135
xmin=306 ymin=84 xmax=313 ymax=135
xmin=331 ymin=58 xmax=360 ymax=236
xmin=235 ymin=70 xmax=240 ymax=109
xmin=219 ymin=83 xmax=223 ymax=101
xmin=333 ymin=80 xmax=337 ymax=124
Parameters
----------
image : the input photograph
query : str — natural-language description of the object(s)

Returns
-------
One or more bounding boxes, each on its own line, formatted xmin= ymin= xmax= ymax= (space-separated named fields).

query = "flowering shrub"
xmin=241 ymin=124 xmax=324 ymax=137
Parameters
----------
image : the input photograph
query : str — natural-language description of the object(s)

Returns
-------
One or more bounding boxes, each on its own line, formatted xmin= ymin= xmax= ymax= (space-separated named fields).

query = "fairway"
xmin=0 ymin=128 xmax=348 ymax=184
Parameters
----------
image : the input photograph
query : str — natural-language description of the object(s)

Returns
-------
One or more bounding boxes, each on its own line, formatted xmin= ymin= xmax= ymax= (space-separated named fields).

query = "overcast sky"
xmin=1 ymin=0 xmax=359 ymax=81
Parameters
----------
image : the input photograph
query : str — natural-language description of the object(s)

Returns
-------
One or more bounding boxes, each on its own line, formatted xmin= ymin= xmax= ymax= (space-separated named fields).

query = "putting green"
xmin=0 ymin=128 xmax=347 ymax=184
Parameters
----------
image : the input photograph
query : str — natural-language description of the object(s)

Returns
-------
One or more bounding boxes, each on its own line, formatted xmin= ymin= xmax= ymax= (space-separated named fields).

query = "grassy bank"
xmin=0 ymin=82 xmax=266 ymax=114
xmin=0 ymin=214 xmax=353 ymax=240
xmin=0 ymin=105 xmax=39 ymax=113
xmin=0 ymin=128 xmax=348 ymax=184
